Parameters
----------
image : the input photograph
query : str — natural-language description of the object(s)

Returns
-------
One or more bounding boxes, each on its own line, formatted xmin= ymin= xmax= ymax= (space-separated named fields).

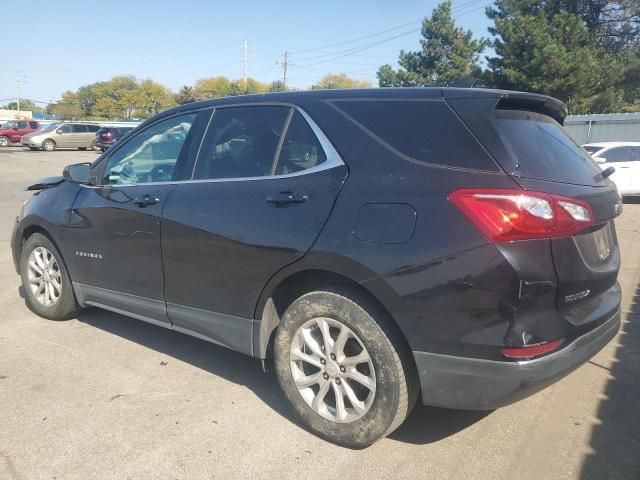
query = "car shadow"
xmin=389 ymin=405 xmax=491 ymax=445
xmin=579 ymin=281 xmax=640 ymax=479
xmin=71 ymin=306 xmax=488 ymax=447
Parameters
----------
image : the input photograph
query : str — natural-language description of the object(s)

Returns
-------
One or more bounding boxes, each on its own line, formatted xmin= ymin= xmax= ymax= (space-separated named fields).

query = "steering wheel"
xmin=148 ymin=164 xmax=174 ymax=182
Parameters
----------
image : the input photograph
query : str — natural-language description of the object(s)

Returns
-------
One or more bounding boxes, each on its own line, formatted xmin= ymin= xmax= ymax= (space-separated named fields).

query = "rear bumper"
xmin=413 ymin=307 xmax=620 ymax=410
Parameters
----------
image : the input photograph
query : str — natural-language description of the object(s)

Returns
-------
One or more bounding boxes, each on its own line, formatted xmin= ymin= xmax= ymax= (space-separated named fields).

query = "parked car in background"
xmin=12 ymin=88 xmax=622 ymax=447
xmin=0 ymin=120 xmax=40 ymax=146
xmin=21 ymin=123 xmax=101 ymax=151
xmin=583 ymin=142 xmax=640 ymax=196
xmin=95 ymin=126 xmax=135 ymax=152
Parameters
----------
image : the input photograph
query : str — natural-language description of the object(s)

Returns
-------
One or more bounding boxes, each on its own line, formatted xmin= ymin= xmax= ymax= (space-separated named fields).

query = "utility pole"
xmin=16 ymin=73 xmax=21 ymax=119
xmin=282 ymin=51 xmax=288 ymax=89
xmin=243 ymin=40 xmax=248 ymax=93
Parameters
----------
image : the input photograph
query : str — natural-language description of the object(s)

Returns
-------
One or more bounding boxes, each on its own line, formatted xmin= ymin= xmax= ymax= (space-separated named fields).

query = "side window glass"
xmin=60 ymin=125 xmax=72 ymax=134
xmin=73 ymin=124 xmax=88 ymax=133
xmin=193 ymin=106 xmax=289 ymax=180
xmin=630 ymin=147 xmax=640 ymax=161
xmin=29 ymin=122 xmax=38 ymax=129
xmin=604 ymin=148 xmax=629 ymax=163
xmin=275 ymin=111 xmax=327 ymax=175
xmin=87 ymin=125 xmax=100 ymax=132
xmin=102 ymin=113 xmax=197 ymax=185
xmin=17 ymin=121 xmax=27 ymax=129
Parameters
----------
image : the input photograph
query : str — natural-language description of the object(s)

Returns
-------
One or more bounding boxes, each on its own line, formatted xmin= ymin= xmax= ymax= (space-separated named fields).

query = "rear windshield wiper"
xmin=594 ymin=166 xmax=615 ymax=182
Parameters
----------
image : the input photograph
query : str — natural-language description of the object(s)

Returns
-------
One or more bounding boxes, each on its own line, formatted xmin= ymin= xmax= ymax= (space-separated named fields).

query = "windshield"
xmin=39 ymin=123 xmax=60 ymax=132
xmin=1 ymin=121 xmax=15 ymax=129
xmin=583 ymin=146 xmax=604 ymax=155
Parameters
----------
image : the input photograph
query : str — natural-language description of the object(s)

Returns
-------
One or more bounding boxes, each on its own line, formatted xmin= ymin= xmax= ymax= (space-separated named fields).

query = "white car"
xmin=583 ymin=142 xmax=640 ymax=196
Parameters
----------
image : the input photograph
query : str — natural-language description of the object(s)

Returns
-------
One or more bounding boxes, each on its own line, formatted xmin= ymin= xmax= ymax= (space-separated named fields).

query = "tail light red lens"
xmin=449 ymin=189 xmax=593 ymax=242
xmin=501 ymin=339 xmax=563 ymax=359
xmin=102 ymin=132 xmax=112 ymax=138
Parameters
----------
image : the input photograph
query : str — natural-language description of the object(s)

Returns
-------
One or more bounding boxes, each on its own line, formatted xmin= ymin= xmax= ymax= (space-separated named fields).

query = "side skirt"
xmin=73 ymin=283 xmax=254 ymax=356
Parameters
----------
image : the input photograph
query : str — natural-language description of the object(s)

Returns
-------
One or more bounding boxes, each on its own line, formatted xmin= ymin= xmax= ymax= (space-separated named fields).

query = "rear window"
xmin=494 ymin=110 xmax=603 ymax=186
xmin=333 ymin=99 xmax=497 ymax=171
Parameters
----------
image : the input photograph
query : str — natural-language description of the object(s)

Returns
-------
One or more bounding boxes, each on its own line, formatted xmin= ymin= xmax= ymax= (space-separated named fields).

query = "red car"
xmin=0 ymin=120 xmax=40 ymax=147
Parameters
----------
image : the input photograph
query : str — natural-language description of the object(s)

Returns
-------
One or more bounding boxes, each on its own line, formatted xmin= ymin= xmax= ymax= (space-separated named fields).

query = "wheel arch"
xmin=253 ymin=264 xmax=408 ymax=362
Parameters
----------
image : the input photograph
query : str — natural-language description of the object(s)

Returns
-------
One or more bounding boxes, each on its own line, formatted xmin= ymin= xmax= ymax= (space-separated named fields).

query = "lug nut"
xmin=340 ymin=366 xmax=345 ymax=373
xmin=330 ymin=353 xmax=336 ymax=360
xmin=335 ymin=378 xmax=341 ymax=385
xmin=320 ymin=358 xmax=326 ymax=365
xmin=323 ymin=373 xmax=329 ymax=380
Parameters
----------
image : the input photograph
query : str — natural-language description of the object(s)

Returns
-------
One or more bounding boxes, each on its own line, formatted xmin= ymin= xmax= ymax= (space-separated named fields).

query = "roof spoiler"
xmin=495 ymin=95 xmax=568 ymax=125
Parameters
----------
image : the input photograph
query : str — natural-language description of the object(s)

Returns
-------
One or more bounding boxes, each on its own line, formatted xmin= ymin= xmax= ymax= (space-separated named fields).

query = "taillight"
xmin=501 ymin=339 xmax=563 ymax=359
xmin=102 ymin=132 xmax=112 ymax=138
xmin=449 ymin=189 xmax=593 ymax=242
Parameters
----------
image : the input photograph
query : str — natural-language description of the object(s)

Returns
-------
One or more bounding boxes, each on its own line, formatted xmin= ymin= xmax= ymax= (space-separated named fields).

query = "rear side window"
xmin=275 ymin=111 xmax=327 ymax=175
xmin=494 ymin=110 xmax=602 ymax=186
xmin=72 ymin=124 xmax=88 ymax=133
xmin=87 ymin=125 xmax=100 ymax=132
xmin=29 ymin=122 xmax=38 ymax=129
xmin=193 ymin=106 xmax=289 ymax=180
xmin=17 ymin=121 xmax=27 ymax=129
xmin=332 ymin=100 xmax=497 ymax=171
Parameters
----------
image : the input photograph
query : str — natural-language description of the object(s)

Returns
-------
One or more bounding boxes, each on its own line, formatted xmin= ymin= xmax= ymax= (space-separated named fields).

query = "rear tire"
xmin=0 ymin=136 xmax=9 ymax=147
xmin=274 ymin=288 xmax=418 ymax=448
xmin=20 ymin=233 xmax=78 ymax=320
xmin=42 ymin=139 xmax=56 ymax=152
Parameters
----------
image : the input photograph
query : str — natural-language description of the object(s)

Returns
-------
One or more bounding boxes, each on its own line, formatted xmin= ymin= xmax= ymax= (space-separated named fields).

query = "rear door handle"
xmin=266 ymin=191 xmax=308 ymax=206
xmin=132 ymin=194 xmax=160 ymax=207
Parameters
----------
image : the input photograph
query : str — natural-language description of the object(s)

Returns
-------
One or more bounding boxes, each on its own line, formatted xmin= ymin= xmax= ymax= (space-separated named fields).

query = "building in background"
xmin=0 ymin=109 xmax=32 ymax=122
xmin=565 ymin=113 xmax=640 ymax=144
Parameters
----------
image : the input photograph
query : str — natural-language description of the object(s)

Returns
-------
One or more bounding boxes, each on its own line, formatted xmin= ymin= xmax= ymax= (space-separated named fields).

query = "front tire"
xmin=42 ymin=139 xmax=56 ymax=152
xmin=0 ymin=136 xmax=9 ymax=147
xmin=274 ymin=289 xmax=417 ymax=447
xmin=20 ymin=233 xmax=78 ymax=320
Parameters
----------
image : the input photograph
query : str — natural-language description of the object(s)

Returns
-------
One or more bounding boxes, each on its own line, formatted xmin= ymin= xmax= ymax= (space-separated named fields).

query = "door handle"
xmin=266 ymin=191 xmax=308 ymax=206
xmin=132 ymin=194 xmax=160 ymax=207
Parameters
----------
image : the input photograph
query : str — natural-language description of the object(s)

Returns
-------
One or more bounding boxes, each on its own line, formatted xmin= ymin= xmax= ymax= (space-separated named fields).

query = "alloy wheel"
xmin=290 ymin=317 xmax=376 ymax=423
xmin=27 ymin=246 xmax=62 ymax=307
xmin=0 ymin=137 xmax=8 ymax=147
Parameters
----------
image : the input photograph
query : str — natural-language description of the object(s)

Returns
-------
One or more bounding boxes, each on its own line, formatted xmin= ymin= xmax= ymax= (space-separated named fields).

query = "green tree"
xmin=3 ymin=99 xmax=39 ymax=112
xmin=268 ymin=80 xmax=287 ymax=92
xmin=136 ymin=79 xmax=176 ymax=119
xmin=377 ymin=1 xmax=487 ymax=87
xmin=486 ymin=0 xmax=639 ymax=112
xmin=175 ymin=85 xmax=203 ymax=105
xmin=312 ymin=73 xmax=372 ymax=89
xmin=194 ymin=76 xmax=234 ymax=99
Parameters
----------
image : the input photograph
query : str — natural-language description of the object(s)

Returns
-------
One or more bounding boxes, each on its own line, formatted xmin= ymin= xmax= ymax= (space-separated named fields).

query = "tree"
xmin=3 ymin=99 xmax=39 ymax=112
xmin=486 ymin=0 xmax=634 ymax=113
xmin=175 ymin=86 xmax=202 ymax=105
xmin=268 ymin=80 xmax=287 ymax=93
xmin=377 ymin=1 xmax=487 ymax=87
xmin=312 ymin=73 xmax=371 ymax=90
xmin=136 ymin=79 xmax=176 ymax=118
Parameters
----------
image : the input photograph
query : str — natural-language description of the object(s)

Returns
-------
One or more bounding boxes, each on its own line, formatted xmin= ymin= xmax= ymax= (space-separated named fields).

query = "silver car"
xmin=22 ymin=123 xmax=101 ymax=151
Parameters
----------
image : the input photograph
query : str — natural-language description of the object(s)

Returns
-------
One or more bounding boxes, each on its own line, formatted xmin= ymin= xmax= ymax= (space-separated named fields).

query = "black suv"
xmin=95 ymin=126 xmax=135 ymax=152
xmin=11 ymin=88 xmax=622 ymax=447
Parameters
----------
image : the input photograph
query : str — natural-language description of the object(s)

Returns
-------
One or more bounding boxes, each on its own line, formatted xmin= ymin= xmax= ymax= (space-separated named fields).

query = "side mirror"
xmin=63 ymin=163 xmax=93 ymax=184
xmin=595 ymin=157 xmax=607 ymax=164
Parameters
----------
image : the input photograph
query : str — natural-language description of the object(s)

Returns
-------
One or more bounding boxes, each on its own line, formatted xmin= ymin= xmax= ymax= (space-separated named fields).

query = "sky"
xmin=0 ymin=0 xmax=494 ymax=107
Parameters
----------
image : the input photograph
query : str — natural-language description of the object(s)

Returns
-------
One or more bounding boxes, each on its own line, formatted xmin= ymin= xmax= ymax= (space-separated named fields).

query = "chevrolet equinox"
xmin=11 ymin=88 xmax=622 ymax=447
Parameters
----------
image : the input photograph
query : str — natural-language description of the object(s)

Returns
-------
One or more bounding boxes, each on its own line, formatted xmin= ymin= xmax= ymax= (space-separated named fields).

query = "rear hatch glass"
xmin=494 ymin=110 xmax=603 ymax=186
